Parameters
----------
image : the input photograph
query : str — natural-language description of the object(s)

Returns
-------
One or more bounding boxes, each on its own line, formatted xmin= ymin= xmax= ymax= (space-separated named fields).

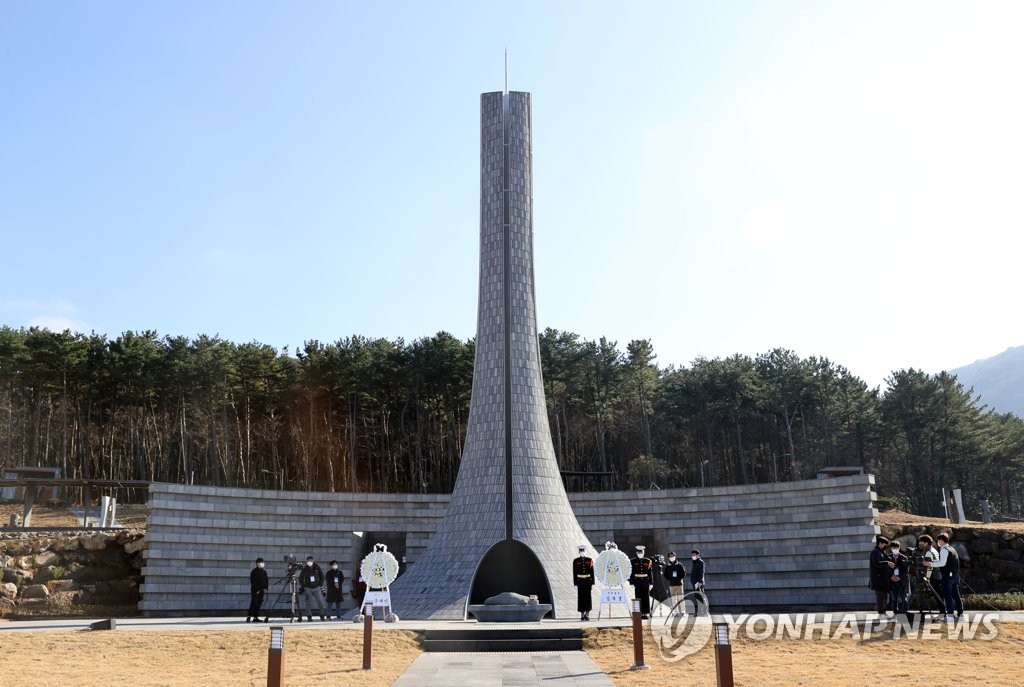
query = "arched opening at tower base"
xmin=466 ymin=539 xmax=554 ymax=618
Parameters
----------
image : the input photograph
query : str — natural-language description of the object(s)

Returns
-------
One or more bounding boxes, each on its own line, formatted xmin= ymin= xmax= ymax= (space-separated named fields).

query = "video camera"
xmin=908 ymin=550 xmax=929 ymax=579
xmin=283 ymin=554 xmax=302 ymax=576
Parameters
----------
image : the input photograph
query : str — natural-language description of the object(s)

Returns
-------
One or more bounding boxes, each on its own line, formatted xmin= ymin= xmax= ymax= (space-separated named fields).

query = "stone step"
xmin=422 ymin=627 xmax=583 ymax=652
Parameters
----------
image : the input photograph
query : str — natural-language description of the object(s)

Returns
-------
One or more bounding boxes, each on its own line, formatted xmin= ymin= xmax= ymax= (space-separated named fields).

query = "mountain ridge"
xmin=950 ymin=345 xmax=1024 ymax=417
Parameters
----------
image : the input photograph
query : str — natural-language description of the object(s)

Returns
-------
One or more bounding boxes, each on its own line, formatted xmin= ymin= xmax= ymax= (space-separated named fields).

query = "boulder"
xmin=17 ymin=555 xmax=35 ymax=569
xmin=997 ymin=549 xmax=1022 ymax=563
xmin=20 ymin=583 xmax=50 ymax=599
xmin=0 ymin=554 xmax=11 ymax=569
xmin=965 ymin=575 xmax=989 ymax=592
xmin=4 ymin=541 xmax=32 ymax=557
xmin=1 ymin=582 xmax=17 ymax=598
xmin=60 ymin=550 xmax=88 ymax=565
xmin=33 ymin=566 xmax=57 ymax=584
xmin=47 ymin=579 xmax=79 ymax=593
xmin=0 ymin=595 xmax=15 ymax=612
xmin=951 ymin=542 xmax=971 ymax=562
xmin=1010 ymin=538 xmax=1024 ymax=552
xmin=34 ymin=550 xmax=60 ymax=567
xmin=99 ymin=547 xmax=128 ymax=567
xmin=989 ymin=558 xmax=1024 ymax=581
xmin=123 ymin=537 xmax=147 ymax=555
xmin=17 ymin=598 xmax=47 ymax=609
xmin=2 ymin=568 xmax=32 ymax=585
xmin=879 ymin=525 xmax=902 ymax=541
xmin=968 ymin=538 xmax=999 ymax=555
xmin=81 ymin=533 xmax=115 ymax=551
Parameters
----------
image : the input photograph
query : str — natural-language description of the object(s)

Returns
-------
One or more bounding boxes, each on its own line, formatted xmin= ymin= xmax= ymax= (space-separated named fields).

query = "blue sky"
xmin=2 ymin=1 xmax=1022 ymax=388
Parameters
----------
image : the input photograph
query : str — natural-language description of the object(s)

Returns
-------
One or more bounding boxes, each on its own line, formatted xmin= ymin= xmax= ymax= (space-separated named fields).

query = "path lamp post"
xmin=267 ymin=626 xmax=284 ymax=687
xmin=713 ymin=621 xmax=734 ymax=687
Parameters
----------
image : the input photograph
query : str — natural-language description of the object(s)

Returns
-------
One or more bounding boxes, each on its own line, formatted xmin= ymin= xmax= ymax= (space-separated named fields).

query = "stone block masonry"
xmin=140 ymin=474 xmax=878 ymax=615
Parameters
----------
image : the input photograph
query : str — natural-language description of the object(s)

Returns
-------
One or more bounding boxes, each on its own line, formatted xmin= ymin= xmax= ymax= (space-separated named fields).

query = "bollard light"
xmin=713 ymin=621 xmax=734 ymax=687
xmin=362 ymin=603 xmax=374 ymax=671
xmin=267 ymin=626 xmax=285 ymax=687
xmin=629 ymin=597 xmax=649 ymax=671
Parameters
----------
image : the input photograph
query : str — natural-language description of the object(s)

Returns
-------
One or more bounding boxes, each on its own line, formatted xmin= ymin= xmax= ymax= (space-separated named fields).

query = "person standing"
xmin=628 ymin=544 xmax=654 ymax=619
xmin=662 ymin=552 xmax=687 ymax=615
xmin=869 ymin=535 xmax=894 ymax=621
xmin=246 ymin=557 xmax=268 ymax=623
xmin=914 ymin=534 xmax=945 ymax=616
xmin=324 ymin=559 xmax=346 ymax=620
xmin=933 ymin=533 xmax=964 ymax=622
xmin=572 ymin=544 xmax=595 ymax=621
xmin=887 ymin=541 xmax=910 ymax=615
xmin=690 ymin=550 xmax=706 ymax=615
xmin=299 ymin=555 xmax=326 ymax=622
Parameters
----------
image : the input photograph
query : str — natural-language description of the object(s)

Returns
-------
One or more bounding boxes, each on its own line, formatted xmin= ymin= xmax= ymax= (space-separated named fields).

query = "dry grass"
xmin=877 ymin=508 xmax=1024 ymax=534
xmin=0 ymin=629 xmax=421 ymax=687
xmin=0 ymin=503 xmax=79 ymax=528
xmin=585 ymin=622 xmax=1024 ymax=687
xmin=0 ymin=502 xmax=149 ymax=529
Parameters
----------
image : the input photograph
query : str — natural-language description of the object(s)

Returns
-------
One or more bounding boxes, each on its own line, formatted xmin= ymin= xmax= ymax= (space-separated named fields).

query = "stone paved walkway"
xmin=390 ymin=651 xmax=614 ymax=686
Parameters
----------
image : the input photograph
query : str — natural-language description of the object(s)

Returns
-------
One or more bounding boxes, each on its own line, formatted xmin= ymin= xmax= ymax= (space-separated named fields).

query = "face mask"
xmin=891 ymin=549 xmax=900 ymax=555
xmin=257 ymin=562 xmax=264 ymax=569
xmin=306 ymin=561 xmax=313 ymax=566
xmin=668 ymin=556 xmax=676 ymax=562
xmin=330 ymin=565 xmax=338 ymax=570
xmin=692 ymin=555 xmax=698 ymax=561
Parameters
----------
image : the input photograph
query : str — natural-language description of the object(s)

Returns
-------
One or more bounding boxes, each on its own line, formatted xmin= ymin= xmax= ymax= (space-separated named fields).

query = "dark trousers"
xmin=632 ymin=584 xmax=651 ymax=615
xmin=889 ymin=582 xmax=909 ymax=614
xmin=941 ymin=574 xmax=964 ymax=616
xmin=247 ymin=590 xmax=265 ymax=618
xmin=576 ymin=585 xmax=593 ymax=613
xmin=873 ymin=589 xmax=888 ymax=614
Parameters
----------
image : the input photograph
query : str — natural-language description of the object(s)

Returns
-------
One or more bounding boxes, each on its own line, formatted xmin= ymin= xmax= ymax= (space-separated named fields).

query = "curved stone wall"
xmin=140 ymin=475 xmax=877 ymax=616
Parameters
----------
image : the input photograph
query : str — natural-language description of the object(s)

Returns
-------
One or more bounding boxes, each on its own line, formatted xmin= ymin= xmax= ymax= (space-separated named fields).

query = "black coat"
xmin=249 ymin=567 xmax=268 ymax=593
xmin=690 ymin=558 xmax=705 ymax=587
xmin=325 ymin=569 xmax=345 ymax=602
xmin=300 ymin=563 xmax=324 ymax=590
xmin=869 ymin=547 xmax=892 ymax=591
xmin=663 ymin=561 xmax=686 ymax=586
xmin=889 ymin=552 xmax=910 ymax=590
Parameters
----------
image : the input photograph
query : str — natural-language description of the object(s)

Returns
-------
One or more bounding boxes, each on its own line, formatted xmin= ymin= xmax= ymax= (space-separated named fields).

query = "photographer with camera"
xmin=298 ymin=555 xmax=327 ymax=622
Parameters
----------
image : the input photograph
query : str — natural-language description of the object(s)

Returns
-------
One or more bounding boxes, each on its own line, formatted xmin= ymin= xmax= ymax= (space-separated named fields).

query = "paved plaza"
xmin=392 ymin=651 xmax=614 ymax=687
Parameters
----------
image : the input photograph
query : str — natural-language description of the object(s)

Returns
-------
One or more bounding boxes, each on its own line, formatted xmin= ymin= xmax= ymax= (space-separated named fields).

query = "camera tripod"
xmin=909 ymin=575 xmax=945 ymax=622
xmin=264 ymin=572 xmax=300 ymax=623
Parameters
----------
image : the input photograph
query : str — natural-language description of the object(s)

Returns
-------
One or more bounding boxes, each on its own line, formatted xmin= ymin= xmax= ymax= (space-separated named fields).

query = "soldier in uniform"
xmin=572 ymin=544 xmax=595 ymax=621
xmin=629 ymin=544 xmax=654 ymax=619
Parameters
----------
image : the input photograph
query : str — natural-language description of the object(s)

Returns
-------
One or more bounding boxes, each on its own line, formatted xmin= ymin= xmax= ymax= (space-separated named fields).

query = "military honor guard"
xmin=629 ymin=544 xmax=654 ymax=619
xmin=572 ymin=544 xmax=595 ymax=621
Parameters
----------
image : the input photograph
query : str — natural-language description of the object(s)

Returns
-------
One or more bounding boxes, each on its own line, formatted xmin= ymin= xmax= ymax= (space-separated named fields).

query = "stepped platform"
xmin=422 ymin=626 xmax=583 ymax=652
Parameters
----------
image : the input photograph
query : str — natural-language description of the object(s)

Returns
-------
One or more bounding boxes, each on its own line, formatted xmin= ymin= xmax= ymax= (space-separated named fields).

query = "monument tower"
xmin=389 ymin=88 xmax=595 ymax=619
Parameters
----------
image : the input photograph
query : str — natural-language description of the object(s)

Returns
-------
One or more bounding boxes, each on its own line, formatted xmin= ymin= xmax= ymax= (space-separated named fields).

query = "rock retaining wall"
xmin=0 ymin=530 xmax=146 ymax=616
xmin=879 ymin=523 xmax=1024 ymax=594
